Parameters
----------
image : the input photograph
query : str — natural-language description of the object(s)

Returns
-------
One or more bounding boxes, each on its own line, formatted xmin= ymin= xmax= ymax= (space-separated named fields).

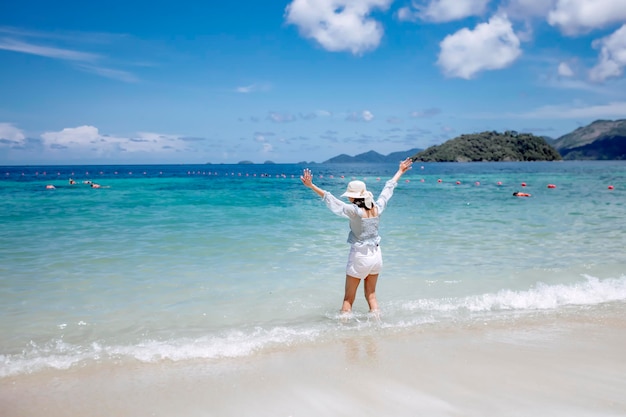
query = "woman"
xmin=300 ymin=158 xmax=413 ymax=313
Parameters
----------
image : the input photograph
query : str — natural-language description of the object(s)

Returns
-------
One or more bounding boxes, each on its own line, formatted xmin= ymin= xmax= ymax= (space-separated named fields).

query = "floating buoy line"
xmin=0 ymin=168 xmax=619 ymax=192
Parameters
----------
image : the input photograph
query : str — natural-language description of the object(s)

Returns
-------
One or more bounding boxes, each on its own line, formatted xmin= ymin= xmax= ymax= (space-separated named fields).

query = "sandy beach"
xmin=3 ymin=302 xmax=625 ymax=417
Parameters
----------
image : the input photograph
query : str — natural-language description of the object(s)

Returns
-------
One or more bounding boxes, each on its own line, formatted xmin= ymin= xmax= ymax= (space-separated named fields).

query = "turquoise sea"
xmin=1 ymin=161 xmax=626 ymax=412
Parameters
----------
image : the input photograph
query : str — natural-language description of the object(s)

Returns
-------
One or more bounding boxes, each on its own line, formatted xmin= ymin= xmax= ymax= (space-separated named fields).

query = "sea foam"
xmin=3 ymin=275 xmax=624 ymax=378
xmin=403 ymin=275 xmax=626 ymax=313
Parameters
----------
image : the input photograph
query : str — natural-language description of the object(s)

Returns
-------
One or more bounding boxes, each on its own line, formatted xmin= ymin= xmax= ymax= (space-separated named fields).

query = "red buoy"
xmin=547 ymin=184 xmax=556 ymax=189
xmin=608 ymin=185 xmax=615 ymax=190
xmin=521 ymin=182 xmax=527 ymax=187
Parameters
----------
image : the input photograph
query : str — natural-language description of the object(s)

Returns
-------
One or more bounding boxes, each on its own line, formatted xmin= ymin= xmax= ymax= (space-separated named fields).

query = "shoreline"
xmin=3 ymin=303 xmax=626 ymax=417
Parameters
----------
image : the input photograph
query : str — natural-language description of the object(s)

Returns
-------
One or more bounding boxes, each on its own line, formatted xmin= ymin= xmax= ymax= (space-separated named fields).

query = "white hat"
xmin=341 ymin=181 xmax=367 ymax=198
xmin=341 ymin=181 xmax=374 ymax=208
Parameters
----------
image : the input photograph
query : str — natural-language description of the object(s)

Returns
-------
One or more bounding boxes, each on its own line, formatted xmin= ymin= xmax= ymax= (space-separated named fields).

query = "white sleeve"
xmin=322 ymin=191 xmax=359 ymax=218
xmin=375 ymin=180 xmax=398 ymax=215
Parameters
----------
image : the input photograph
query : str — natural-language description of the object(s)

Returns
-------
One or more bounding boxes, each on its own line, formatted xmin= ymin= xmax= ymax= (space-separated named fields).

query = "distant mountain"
xmin=323 ymin=148 xmax=422 ymax=163
xmin=552 ymin=119 xmax=626 ymax=160
xmin=412 ymin=131 xmax=561 ymax=162
xmin=236 ymin=160 xmax=275 ymax=164
xmin=315 ymin=120 xmax=626 ymax=164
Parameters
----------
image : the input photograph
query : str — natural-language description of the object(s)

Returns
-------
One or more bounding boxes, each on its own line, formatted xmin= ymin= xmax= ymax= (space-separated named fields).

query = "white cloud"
xmin=134 ymin=132 xmax=181 ymax=142
xmin=398 ymin=0 xmax=490 ymax=23
xmin=0 ymin=123 xmax=26 ymax=142
xmin=40 ymin=126 xmax=188 ymax=153
xmin=235 ymin=83 xmax=271 ymax=93
xmin=0 ymin=29 xmax=137 ymax=83
xmin=125 ymin=132 xmax=190 ymax=152
xmin=268 ymin=112 xmax=296 ymax=123
xmin=541 ymin=75 xmax=618 ymax=94
xmin=517 ymin=101 xmax=626 ymax=118
xmin=438 ymin=14 xmax=522 ymax=79
xmin=548 ymin=0 xmax=626 ymax=36
xmin=284 ymin=0 xmax=392 ymax=55
xmin=346 ymin=110 xmax=375 ymax=121
xmin=236 ymin=85 xmax=254 ymax=93
xmin=397 ymin=6 xmax=417 ymax=21
xmin=589 ymin=24 xmax=626 ymax=82
xmin=558 ymin=61 xmax=575 ymax=77
xmin=41 ymin=125 xmax=101 ymax=146
xmin=236 ymin=85 xmax=256 ymax=93
xmin=78 ymin=65 xmax=139 ymax=83
xmin=504 ymin=0 xmax=557 ymax=19
xmin=410 ymin=108 xmax=442 ymax=118
xmin=315 ymin=109 xmax=333 ymax=117
xmin=0 ymin=38 xmax=99 ymax=61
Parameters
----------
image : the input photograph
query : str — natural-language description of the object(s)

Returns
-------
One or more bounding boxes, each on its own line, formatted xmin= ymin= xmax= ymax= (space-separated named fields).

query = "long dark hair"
xmin=352 ymin=198 xmax=373 ymax=210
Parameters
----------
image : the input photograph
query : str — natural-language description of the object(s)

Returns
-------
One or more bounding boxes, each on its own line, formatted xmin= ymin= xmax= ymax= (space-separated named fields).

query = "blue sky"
xmin=1 ymin=0 xmax=626 ymax=164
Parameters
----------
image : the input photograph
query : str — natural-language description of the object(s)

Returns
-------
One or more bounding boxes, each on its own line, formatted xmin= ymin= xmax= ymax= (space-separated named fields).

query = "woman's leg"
xmin=342 ymin=275 xmax=361 ymax=312
xmin=363 ymin=274 xmax=379 ymax=312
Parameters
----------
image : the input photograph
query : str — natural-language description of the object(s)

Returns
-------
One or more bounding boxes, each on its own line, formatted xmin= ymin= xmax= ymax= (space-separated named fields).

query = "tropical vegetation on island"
xmin=411 ymin=131 xmax=562 ymax=162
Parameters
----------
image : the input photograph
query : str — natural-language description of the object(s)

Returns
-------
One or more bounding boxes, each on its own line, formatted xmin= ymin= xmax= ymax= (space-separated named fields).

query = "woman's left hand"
xmin=300 ymin=168 xmax=313 ymax=187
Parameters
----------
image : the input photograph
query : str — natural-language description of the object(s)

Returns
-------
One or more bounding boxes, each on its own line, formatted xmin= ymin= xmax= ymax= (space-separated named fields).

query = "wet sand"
xmin=2 ymin=305 xmax=626 ymax=417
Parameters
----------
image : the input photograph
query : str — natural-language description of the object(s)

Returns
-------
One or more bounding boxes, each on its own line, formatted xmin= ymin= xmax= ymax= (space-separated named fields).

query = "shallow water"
xmin=1 ymin=161 xmax=625 ymax=378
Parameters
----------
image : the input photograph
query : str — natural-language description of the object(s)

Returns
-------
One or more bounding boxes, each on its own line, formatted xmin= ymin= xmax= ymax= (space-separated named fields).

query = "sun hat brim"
xmin=341 ymin=191 xmax=364 ymax=198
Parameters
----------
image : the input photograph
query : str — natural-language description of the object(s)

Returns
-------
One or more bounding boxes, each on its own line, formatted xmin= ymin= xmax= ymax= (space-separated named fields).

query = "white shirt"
xmin=322 ymin=179 xmax=398 ymax=247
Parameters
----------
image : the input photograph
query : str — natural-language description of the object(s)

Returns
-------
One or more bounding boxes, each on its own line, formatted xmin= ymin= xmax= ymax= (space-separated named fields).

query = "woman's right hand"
xmin=399 ymin=158 xmax=413 ymax=173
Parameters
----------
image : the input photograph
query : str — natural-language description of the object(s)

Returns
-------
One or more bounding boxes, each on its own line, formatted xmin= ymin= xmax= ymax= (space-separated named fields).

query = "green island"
xmin=412 ymin=131 xmax=561 ymax=162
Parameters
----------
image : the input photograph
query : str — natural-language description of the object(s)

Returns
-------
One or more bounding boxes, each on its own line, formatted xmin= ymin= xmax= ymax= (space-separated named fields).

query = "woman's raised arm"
xmin=390 ymin=158 xmax=413 ymax=183
xmin=300 ymin=168 xmax=325 ymax=198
